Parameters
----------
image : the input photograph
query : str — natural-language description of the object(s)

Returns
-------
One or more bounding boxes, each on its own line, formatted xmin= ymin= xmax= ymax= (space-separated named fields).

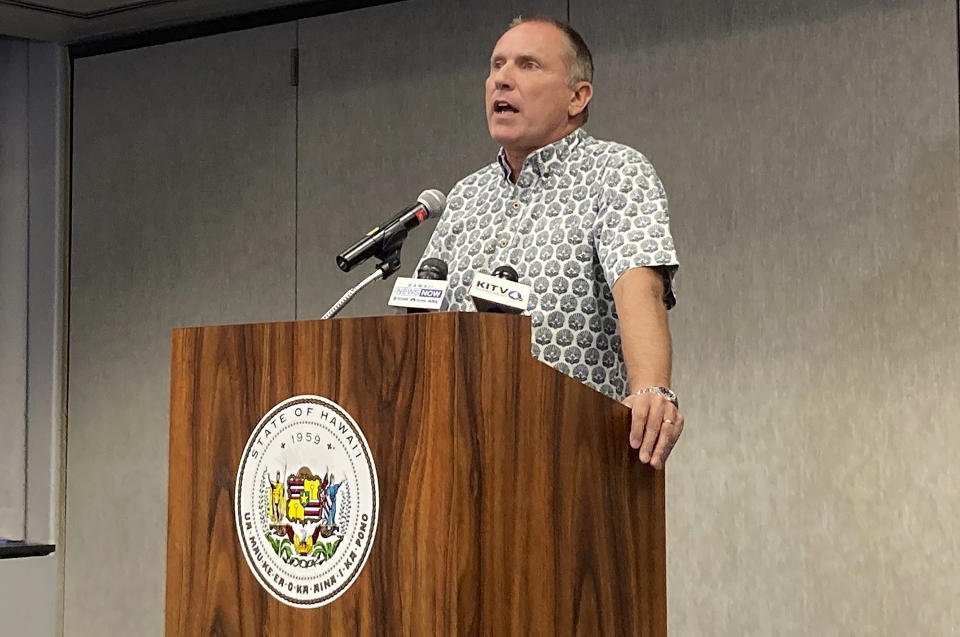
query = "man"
xmin=418 ymin=16 xmax=684 ymax=469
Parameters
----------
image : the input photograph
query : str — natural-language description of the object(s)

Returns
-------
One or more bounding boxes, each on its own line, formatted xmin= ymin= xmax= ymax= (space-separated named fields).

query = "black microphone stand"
xmin=321 ymin=232 xmax=405 ymax=320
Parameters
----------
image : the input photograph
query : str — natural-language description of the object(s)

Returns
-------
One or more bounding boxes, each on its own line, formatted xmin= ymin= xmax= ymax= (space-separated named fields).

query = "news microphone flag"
xmin=388 ymin=278 xmax=448 ymax=311
xmin=468 ymin=271 xmax=530 ymax=314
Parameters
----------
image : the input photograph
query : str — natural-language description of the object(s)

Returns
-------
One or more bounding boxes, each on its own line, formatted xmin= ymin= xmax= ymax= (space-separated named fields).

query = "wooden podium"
xmin=165 ymin=312 xmax=666 ymax=636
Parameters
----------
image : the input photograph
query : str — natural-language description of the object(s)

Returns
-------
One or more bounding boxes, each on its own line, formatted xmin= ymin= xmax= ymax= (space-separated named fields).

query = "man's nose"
xmin=493 ymin=65 xmax=514 ymax=90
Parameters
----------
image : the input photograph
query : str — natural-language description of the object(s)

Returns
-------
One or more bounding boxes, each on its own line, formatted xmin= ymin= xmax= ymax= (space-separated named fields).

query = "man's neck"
xmin=501 ymin=124 xmax=581 ymax=184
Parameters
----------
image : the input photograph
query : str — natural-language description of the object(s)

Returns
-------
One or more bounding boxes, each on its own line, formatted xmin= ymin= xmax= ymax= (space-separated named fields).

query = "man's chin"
xmin=488 ymin=125 xmax=524 ymax=148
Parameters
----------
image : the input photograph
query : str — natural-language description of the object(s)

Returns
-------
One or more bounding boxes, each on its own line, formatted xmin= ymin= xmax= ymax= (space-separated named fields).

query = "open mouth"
xmin=493 ymin=100 xmax=519 ymax=114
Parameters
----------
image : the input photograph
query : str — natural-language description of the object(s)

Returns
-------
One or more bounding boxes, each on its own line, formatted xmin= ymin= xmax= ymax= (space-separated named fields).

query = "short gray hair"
xmin=507 ymin=15 xmax=594 ymax=87
xmin=506 ymin=16 xmax=594 ymax=122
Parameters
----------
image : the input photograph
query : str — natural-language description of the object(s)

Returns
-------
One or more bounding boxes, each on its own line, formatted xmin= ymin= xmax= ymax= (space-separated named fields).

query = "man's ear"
xmin=569 ymin=81 xmax=593 ymax=118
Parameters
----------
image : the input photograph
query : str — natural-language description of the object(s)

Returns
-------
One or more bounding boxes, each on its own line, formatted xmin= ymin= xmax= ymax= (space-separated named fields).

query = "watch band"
xmin=635 ymin=386 xmax=679 ymax=409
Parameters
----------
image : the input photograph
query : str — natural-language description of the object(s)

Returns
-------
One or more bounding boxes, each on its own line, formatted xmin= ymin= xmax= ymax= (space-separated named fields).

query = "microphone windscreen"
xmin=491 ymin=265 xmax=519 ymax=282
xmin=417 ymin=258 xmax=448 ymax=280
xmin=416 ymin=189 xmax=447 ymax=218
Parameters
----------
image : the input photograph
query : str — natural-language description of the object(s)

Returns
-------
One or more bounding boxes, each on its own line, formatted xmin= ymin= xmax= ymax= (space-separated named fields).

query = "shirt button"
xmin=499 ymin=239 xmax=508 ymax=248
xmin=512 ymin=201 xmax=521 ymax=210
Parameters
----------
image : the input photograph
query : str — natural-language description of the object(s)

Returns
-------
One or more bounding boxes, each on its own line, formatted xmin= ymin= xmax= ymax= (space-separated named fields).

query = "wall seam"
xmin=23 ymin=41 xmax=32 ymax=543
xmin=294 ymin=21 xmax=300 ymax=320
xmin=58 ymin=49 xmax=75 ymax=637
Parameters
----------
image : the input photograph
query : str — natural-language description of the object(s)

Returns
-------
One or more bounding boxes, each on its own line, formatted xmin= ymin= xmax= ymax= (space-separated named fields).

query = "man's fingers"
xmin=629 ymin=399 xmax=650 ymax=449
xmin=638 ymin=401 xmax=665 ymax=463
xmin=650 ymin=413 xmax=684 ymax=470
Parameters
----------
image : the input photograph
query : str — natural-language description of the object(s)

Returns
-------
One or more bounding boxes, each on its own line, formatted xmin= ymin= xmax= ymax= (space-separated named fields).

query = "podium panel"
xmin=166 ymin=313 xmax=665 ymax=636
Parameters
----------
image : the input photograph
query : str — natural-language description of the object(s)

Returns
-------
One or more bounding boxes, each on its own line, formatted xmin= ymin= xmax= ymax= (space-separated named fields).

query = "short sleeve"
xmin=592 ymin=147 xmax=679 ymax=308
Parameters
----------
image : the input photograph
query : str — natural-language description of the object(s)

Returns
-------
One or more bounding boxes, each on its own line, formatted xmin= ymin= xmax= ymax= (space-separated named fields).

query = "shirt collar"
xmin=496 ymin=128 xmax=589 ymax=181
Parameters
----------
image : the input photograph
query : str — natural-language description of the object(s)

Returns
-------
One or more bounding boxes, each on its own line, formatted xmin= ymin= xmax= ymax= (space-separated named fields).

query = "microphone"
xmin=336 ymin=189 xmax=447 ymax=273
xmin=469 ymin=265 xmax=531 ymax=314
xmin=388 ymin=258 xmax=450 ymax=313
xmin=415 ymin=258 xmax=448 ymax=281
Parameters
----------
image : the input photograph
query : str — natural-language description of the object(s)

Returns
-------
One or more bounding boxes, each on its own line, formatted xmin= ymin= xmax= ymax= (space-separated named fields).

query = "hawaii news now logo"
xmin=387 ymin=277 xmax=448 ymax=311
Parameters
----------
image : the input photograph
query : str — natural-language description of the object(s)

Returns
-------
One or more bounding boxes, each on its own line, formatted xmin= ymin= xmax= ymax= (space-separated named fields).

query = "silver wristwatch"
xmin=635 ymin=386 xmax=679 ymax=409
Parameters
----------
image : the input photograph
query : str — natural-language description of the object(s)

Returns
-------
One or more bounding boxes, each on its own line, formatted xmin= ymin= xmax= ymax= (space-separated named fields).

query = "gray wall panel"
xmin=0 ymin=37 xmax=29 ymax=541
xmin=68 ymin=24 xmax=296 ymax=636
xmin=296 ymin=0 xmax=564 ymax=318
xmin=0 ymin=555 xmax=58 ymax=637
xmin=65 ymin=1 xmax=960 ymax=634
xmin=573 ymin=1 xmax=960 ymax=634
xmin=26 ymin=40 xmax=67 ymax=546
xmin=0 ymin=38 xmax=66 ymax=637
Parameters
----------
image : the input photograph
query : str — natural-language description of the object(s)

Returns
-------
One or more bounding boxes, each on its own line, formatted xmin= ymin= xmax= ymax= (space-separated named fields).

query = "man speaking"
xmin=418 ymin=16 xmax=684 ymax=469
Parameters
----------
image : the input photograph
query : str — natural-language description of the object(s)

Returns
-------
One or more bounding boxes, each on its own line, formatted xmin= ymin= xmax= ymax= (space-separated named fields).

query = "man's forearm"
xmin=611 ymin=267 xmax=673 ymax=393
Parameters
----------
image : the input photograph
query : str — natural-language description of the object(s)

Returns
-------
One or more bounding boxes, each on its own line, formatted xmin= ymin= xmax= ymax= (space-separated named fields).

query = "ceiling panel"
xmin=7 ymin=0 xmax=159 ymax=15
xmin=0 ymin=0 xmax=375 ymax=43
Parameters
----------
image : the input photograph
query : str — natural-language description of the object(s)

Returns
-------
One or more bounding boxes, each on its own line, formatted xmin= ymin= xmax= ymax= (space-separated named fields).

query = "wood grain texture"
xmin=166 ymin=313 xmax=665 ymax=636
xmin=453 ymin=314 xmax=666 ymax=637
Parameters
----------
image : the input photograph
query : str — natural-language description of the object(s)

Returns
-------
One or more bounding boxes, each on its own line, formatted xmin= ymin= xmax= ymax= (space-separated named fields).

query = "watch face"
xmin=655 ymin=387 xmax=677 ymax=405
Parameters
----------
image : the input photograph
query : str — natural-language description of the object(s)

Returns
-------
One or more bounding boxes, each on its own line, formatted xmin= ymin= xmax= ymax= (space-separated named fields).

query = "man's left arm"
xmin=612 ymin=267 xmax=684 ymax=470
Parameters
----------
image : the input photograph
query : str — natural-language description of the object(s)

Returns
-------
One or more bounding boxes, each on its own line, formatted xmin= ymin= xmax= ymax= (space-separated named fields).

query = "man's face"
xmin=485 ymin=22 xmax=579 ymax=154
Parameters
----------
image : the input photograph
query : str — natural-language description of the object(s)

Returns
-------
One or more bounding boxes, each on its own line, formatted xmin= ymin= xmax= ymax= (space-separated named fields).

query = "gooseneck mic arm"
xmin=321 ymin=257 xmax=401 ymax=320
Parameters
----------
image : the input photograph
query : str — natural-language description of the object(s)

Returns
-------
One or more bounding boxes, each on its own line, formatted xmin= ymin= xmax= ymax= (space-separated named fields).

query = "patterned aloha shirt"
xmin=418 ymin=128 xmax=679 ymax=400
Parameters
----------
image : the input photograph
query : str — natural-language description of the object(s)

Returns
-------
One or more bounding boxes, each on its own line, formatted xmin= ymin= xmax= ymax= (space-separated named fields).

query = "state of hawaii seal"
xmin=234 ymin=395 xmax=379 ymax=607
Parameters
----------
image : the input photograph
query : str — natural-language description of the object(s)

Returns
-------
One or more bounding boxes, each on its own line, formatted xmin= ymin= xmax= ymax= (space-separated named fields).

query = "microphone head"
xmin=416 ymin=258 xmax=448 ymax=280
xmin=416 ymin=189 xmax=447 ymax=219
xmin=491 ymin=265 xmax=519 ymax=282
